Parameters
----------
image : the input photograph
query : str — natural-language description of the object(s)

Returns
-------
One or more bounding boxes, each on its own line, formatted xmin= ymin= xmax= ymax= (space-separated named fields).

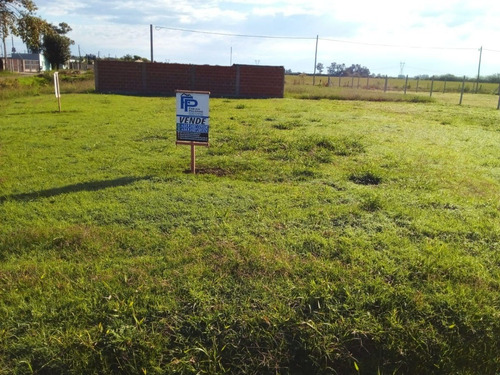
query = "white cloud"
xmin=37 ymin=0 xmax=86 ymax=17
xmin=15 ymin=0 xmax=500 ymax=76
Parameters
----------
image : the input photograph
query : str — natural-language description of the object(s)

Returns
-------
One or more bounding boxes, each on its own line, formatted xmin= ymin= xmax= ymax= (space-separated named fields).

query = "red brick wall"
xmin=95 ymin=61 xmax=284 ymax=98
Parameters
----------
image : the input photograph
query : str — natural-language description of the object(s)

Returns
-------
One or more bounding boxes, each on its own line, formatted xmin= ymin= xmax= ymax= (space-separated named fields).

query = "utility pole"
xmin=475 ymin=46 xmax=482 ymax=93
xmin=150 ymin=24 xmax=154 ymax=62
xmin=313 ymin=35 xmax=318 ymax=85
xmin=78 ymin=45 xmax=81 ymax=70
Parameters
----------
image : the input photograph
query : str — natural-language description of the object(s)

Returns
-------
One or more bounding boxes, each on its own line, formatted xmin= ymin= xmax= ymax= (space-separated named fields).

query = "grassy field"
xmin=287 ymin=74 xmax=500 ymax=95
xmin=1 ymin=76 xmax=500 ymax=374
xmin=286 ymin=76 xmax=500 ymax=109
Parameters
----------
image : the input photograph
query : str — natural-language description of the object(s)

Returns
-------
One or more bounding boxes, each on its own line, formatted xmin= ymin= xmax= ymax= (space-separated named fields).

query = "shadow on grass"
xmin=6 ymin=109 xmax=83 ymax=116
xmin=0 ymin=176 xmax=150 ymax=203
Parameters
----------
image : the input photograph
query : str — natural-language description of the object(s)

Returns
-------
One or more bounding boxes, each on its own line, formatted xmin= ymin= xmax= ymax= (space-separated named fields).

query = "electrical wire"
xmin=154 ymin=25 xmax=479 ymax=51
xmin=320 ymin=37 xmax=476 ymax=50
xmin=154 ymin=26 xmax=314 ymax=40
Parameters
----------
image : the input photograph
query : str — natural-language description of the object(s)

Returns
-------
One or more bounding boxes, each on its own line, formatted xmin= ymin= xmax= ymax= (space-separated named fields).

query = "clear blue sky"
xmin=12 ymin=0 xmax=500 ymax=77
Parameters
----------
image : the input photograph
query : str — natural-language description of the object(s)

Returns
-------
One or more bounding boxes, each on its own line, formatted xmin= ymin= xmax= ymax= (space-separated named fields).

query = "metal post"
xmin=430 ymin=77 xmax=434 ymax=97
xmin=384 ymin=75 xmax=388 ymax=93
xmin=404 ymin=75 xmax=408 ymax=94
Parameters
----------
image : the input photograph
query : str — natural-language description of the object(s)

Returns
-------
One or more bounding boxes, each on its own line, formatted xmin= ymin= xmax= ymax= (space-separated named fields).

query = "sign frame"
xmin=175 ymin=90 xmax=210 ymax=174
xmin=176 ymin=90 xmax=210 ymax=144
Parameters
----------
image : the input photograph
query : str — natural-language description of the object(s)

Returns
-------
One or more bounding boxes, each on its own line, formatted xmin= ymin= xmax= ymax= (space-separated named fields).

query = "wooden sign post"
xmin=175 ymin=90 xmax=210 ymax=174
xmin=54 ymin=72 xmax=61 ymax=112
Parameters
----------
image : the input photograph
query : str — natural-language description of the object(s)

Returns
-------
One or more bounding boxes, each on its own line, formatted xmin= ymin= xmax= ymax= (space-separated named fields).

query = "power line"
xmin=154 ymin=25 xmax=478 ymax=51
xmin=154 ymin=26 xmax=314 ymax=40
xmin=320 ymin=37 xmax=476 ymax=51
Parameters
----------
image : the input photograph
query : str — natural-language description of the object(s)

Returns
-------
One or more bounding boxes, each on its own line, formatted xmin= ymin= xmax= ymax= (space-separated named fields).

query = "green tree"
xmin=118 ymin=54 xmax=149 ymax=62
xmin=327 ymin=62 xmax=345 ymax=77
xmin=16 ymin=13 xmax=50 ymax=52
xmin=345 ymin=64 xmax=370 ymax=77
xmin=43 ymin=22 xmax=74 ymax=69
xmin=0 ymin=0 xmax=49 ymax=68
xmin=316 ymin=62 xmax=324 ymax=74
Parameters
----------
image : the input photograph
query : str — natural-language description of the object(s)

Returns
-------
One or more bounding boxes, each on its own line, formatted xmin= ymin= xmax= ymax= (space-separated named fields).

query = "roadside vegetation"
xmin=285 ymin=84 xmax=434 ymax=102
xmin=0 ymin=70 xmax=94 ymax=100
xmin=0 ymin=76 xmax=499 ymax=374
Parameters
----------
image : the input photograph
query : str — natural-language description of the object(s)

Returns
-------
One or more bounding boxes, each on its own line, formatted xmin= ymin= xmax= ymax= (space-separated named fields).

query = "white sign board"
xmin=176 ymin=91 xmax=210 ymax=143
xmin=53 ymin=72 xmax=61 ymax=98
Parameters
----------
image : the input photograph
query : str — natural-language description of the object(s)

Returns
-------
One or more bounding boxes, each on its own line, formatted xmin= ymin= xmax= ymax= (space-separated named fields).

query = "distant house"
xmin=6 ymin=53 xmax=51 ymax=73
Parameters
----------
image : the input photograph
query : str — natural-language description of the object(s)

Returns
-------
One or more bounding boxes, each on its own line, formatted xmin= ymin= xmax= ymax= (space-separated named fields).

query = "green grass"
xmin=286 ymin=75 xmax=500 ymax=109
xmin=1 ymin=92 xmax=500 ymax=374
xmin=285 ymin=84 xmax=435 ymax=103
xmin=288 ymin=74 xmax=500 ymax=94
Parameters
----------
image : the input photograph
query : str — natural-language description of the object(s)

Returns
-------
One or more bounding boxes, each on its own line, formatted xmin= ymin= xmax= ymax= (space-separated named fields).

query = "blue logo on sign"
xmin=180 ymin=94 xmax=198 ymax=112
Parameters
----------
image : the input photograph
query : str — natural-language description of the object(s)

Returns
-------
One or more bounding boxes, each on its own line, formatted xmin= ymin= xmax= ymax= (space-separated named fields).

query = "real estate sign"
xmin=176 ymin=91 xmax=210 ymax=143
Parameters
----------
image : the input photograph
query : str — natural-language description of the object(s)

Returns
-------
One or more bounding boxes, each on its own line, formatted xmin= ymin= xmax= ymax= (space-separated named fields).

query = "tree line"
xmin=286 ymin=62 xmax=500 ymax=83
xmin=315 ymin=62 xmax=371 ymax=77
xmin=1 ymin=0 xmax=73 ymax=69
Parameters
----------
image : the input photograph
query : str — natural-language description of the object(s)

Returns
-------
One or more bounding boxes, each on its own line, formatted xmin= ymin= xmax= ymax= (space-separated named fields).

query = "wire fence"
xmin=287 ymin=74 xmax=500 ymax=110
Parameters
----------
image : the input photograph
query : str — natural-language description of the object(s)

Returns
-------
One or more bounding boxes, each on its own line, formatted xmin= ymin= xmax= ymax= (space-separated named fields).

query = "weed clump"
xmin=272 ymin=120 xmax=303 ymax=130
xmin=349 ymin=170 xmax=383 ymax=185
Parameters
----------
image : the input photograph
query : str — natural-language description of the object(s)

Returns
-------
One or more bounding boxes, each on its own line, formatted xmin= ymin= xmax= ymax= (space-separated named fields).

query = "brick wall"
xmin=95 ymin=61 xmax=284 ymax=98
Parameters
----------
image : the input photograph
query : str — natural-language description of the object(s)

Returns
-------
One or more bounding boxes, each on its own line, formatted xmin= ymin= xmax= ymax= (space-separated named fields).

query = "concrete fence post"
xmin=459 ymin=76 xmax=466 ymax=105
xmin=497 ymin=83 xmax=500 ymax=110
